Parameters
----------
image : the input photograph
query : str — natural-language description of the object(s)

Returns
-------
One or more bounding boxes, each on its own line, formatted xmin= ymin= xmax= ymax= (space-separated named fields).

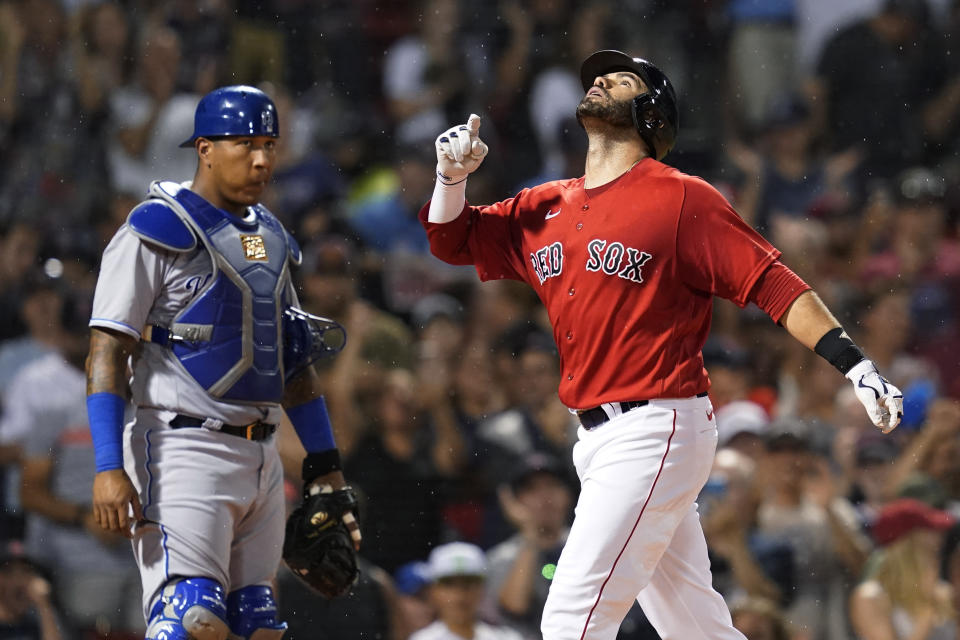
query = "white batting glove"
xmin=435 ymin=113 xmax=489 ymax=184
xmin=846 ymin=359 xmax=904 ymax=433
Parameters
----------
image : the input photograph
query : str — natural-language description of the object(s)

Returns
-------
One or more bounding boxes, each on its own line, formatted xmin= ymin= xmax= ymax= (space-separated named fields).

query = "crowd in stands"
xmin=2 ymin=0 xmax=960 ymax=638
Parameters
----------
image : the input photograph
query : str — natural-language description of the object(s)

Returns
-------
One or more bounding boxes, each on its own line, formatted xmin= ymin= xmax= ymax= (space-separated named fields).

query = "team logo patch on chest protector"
xmin=146 ymin=181 xmax=292 ymax=404
xmin=530 ymin=241 xmax=564 ymax=285
xmin=585 ymin=239 xmax=653 ymax=284
xmin=240 ymin=235 xmax=269 ymax=261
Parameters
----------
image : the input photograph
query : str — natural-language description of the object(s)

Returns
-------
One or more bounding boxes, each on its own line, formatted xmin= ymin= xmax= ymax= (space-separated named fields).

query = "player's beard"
xmin=575 ymin=92 xmax=634 ymax=129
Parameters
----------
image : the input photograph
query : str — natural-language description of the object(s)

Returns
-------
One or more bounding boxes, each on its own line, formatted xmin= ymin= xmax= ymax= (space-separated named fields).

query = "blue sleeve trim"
xmin=89 ymin=318 xmax=142 ymax=340
xmin=86 ymin=392 xmax=125 ymax=472
xmin=286 ymin=396 xmax=336 ymax=453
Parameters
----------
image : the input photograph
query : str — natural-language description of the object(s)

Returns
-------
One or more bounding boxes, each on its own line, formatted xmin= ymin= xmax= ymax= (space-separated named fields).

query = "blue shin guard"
xmin=226 ymin=585 xmax=287 ymax=640
xmin=145 ymin=578 xmax=229 ymax=640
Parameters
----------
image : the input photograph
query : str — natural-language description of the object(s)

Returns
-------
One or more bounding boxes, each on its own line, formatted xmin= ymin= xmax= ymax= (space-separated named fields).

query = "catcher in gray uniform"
xmin=86 ymin=85 xmax=360 ymax=640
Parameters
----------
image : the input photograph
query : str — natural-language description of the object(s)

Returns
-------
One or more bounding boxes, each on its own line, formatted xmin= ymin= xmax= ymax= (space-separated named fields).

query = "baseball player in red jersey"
xmin=419 ymin=50 xmax=904 ymax=639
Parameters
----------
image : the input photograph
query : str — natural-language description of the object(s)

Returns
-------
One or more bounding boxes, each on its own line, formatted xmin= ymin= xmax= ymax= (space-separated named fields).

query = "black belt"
xmin=169 ymin=415 xmax=277 ymax=441
xmin=577 ymin=391 xmax=709 ymax=430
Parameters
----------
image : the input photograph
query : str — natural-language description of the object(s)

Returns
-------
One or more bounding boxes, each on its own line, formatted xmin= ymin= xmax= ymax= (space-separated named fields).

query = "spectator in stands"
xmin=382 ymin=0 xmax=474 ymax=146
xmin=475 ymin=329 xmax=577 ymax=486
xmin=486 ymin=452 xmax=574 ymax=638
xmin=344 ymin=369 xmax=446 ymax=573
xmin=9 ymin=303 xmax=142 ymax=636
xmin=73 ymin=2 xmax=131 ymax=119
xmin=810 ymin=0 xmax=945 ymax=180
xmin=847 ymin=433 xmax=901 ymax=531
xmin=725 ymin=93 xmax=859 ymax=252
xmin=0 ymin=274 xmax=67 ymax=401
xmin=278 ymin=553 xmax=405 ymax=640
xmin=850 ymin=498 xmax=957 ymax=640
xmin=349 ymin=145 xmax=436 ymax=254
xmin=756 ymin=429 xmax=870 ymax=639
xmin=162 ymin=0 xmax=230 ymax=96
xmin=726 ymin=0 xmax=798 ymax=136
xmin=715 ymin=401 xmax=772 ymax=461
xmin=297 ymin=235 xmax=414 ymax=454
xmin=107 ymin=25 xmax=198 ymax=195
xmin=410 ymin=541 xmax=522 ymax=640
xmin=885 ymin=398 xmax=960 ymax=511
xmin=0 ymin=222 xmax=40 ymax=340
xmin=0 ymin=551 xmax=62 ymax=640
xmin=730 ymin=595 xmax=795 ymax=640
xmin=855 ymin=287 xmax=940 ymax=392
xmin=702 ymin=448 xmax=794 ymax=608
xmin=393 ymin=561 xmax=435 ymax=638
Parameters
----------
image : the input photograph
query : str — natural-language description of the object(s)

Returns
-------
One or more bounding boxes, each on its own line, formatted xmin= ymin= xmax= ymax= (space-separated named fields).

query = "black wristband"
xmin=302 ymin=449 xmax=342 ymax=484
xmin=814 ymin=327 xmax=866 ymax=375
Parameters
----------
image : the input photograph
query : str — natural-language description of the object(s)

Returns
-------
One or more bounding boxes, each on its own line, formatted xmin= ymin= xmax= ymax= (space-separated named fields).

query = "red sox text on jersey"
xmin=530 ymin=240 xmax=653 ymax=285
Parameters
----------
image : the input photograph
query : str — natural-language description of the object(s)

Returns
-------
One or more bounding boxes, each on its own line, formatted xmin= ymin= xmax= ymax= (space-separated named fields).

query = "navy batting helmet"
xmin=179 ymin=85 xmax=279 ymax=148
xmin=580 ymin=50 xmax=678 ymax=161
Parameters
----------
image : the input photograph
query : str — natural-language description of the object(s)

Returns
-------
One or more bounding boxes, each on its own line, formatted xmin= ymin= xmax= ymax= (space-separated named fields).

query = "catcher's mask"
xmin=283 ymin=307 xmax=347 ymax=381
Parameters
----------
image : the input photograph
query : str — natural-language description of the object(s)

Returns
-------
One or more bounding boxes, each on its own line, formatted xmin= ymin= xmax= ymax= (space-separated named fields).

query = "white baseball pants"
xmin=541 ymin=396 xmax=747 ymax=640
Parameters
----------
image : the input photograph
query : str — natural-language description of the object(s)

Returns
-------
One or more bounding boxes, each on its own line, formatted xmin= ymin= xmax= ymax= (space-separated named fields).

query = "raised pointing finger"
xmin=467 ymin=113 xmax=481 ymax=135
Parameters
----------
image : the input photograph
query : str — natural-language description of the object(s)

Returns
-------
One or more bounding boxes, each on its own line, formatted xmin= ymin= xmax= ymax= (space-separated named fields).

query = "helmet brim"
xmin=580 ymin=50 xmax=649 ymax=91
xmin=177 ymin=134 xmax=280 ymax=149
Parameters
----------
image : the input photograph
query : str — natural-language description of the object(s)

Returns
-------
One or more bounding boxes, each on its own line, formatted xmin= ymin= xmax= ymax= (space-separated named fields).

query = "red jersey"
xmin=420 ymin=158 xmax=781 ymax=408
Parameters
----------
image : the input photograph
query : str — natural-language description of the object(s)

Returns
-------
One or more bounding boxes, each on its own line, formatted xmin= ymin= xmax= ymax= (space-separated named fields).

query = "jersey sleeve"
xmin=747 ymin=260 xmax=811 ymax=323
xmin=89 ymin=225 xmax=169 ymax=339
xmin=676 ymin=176 xmax=780 ymax=307
xmin=419 ymin=194 xmax=530 ymax=283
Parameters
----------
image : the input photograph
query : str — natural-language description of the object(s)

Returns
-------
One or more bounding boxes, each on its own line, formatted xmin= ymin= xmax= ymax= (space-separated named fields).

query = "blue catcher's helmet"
xmin=179 ymin=85 xmax=279 ymax=148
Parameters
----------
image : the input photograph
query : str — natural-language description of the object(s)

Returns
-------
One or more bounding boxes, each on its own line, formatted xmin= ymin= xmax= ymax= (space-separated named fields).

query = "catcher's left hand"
xmin=282 ymin=485 xmax=360 ymax=599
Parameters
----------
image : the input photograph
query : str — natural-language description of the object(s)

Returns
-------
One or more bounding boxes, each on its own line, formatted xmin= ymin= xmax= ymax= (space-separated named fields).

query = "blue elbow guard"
xmin=286 ymin=396 xmax=336 ymax=453
xmin=86 ymin=392 xmax=125 ymax=472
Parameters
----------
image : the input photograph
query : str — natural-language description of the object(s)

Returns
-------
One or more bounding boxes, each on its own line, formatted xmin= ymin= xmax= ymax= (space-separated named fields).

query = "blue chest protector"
xmin=128 ymin=181 xmax=302 ymax=404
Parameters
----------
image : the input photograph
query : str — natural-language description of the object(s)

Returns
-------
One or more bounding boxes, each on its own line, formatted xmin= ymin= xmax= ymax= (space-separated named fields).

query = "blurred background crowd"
xmin=0 ymin=0 xmax=960 ymax=638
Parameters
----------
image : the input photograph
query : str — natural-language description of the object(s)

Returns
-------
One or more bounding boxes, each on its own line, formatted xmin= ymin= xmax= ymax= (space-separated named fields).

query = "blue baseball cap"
xmin=179 ymin=85 xmax=279 ymax=148
xmin=393 ymin=561 xmax=431 ymax=596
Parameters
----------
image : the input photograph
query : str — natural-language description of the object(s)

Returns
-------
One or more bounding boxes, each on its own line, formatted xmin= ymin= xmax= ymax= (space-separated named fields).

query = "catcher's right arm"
xmin=282 ymin=485 xmax=360 ymax=598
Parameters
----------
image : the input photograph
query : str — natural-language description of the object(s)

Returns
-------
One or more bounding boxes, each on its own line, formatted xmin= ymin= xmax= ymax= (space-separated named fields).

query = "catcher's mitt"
xmin=282 ymin=486 xmax=360 ymax=598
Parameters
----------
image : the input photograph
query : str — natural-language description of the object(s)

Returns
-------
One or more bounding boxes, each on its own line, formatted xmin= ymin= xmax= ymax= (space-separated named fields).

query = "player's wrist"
xmin=302 ymin=449 xmax=343 ymax=486
xmin=436 ymin=167 xmax=468 ymax=186
xmin=844 ymin=358 xmax=877 ymax=382
xmin=429 ymin=173 xmax=468 ymax=224
xmin=814 ymin=327 xmax=866 ymax=376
